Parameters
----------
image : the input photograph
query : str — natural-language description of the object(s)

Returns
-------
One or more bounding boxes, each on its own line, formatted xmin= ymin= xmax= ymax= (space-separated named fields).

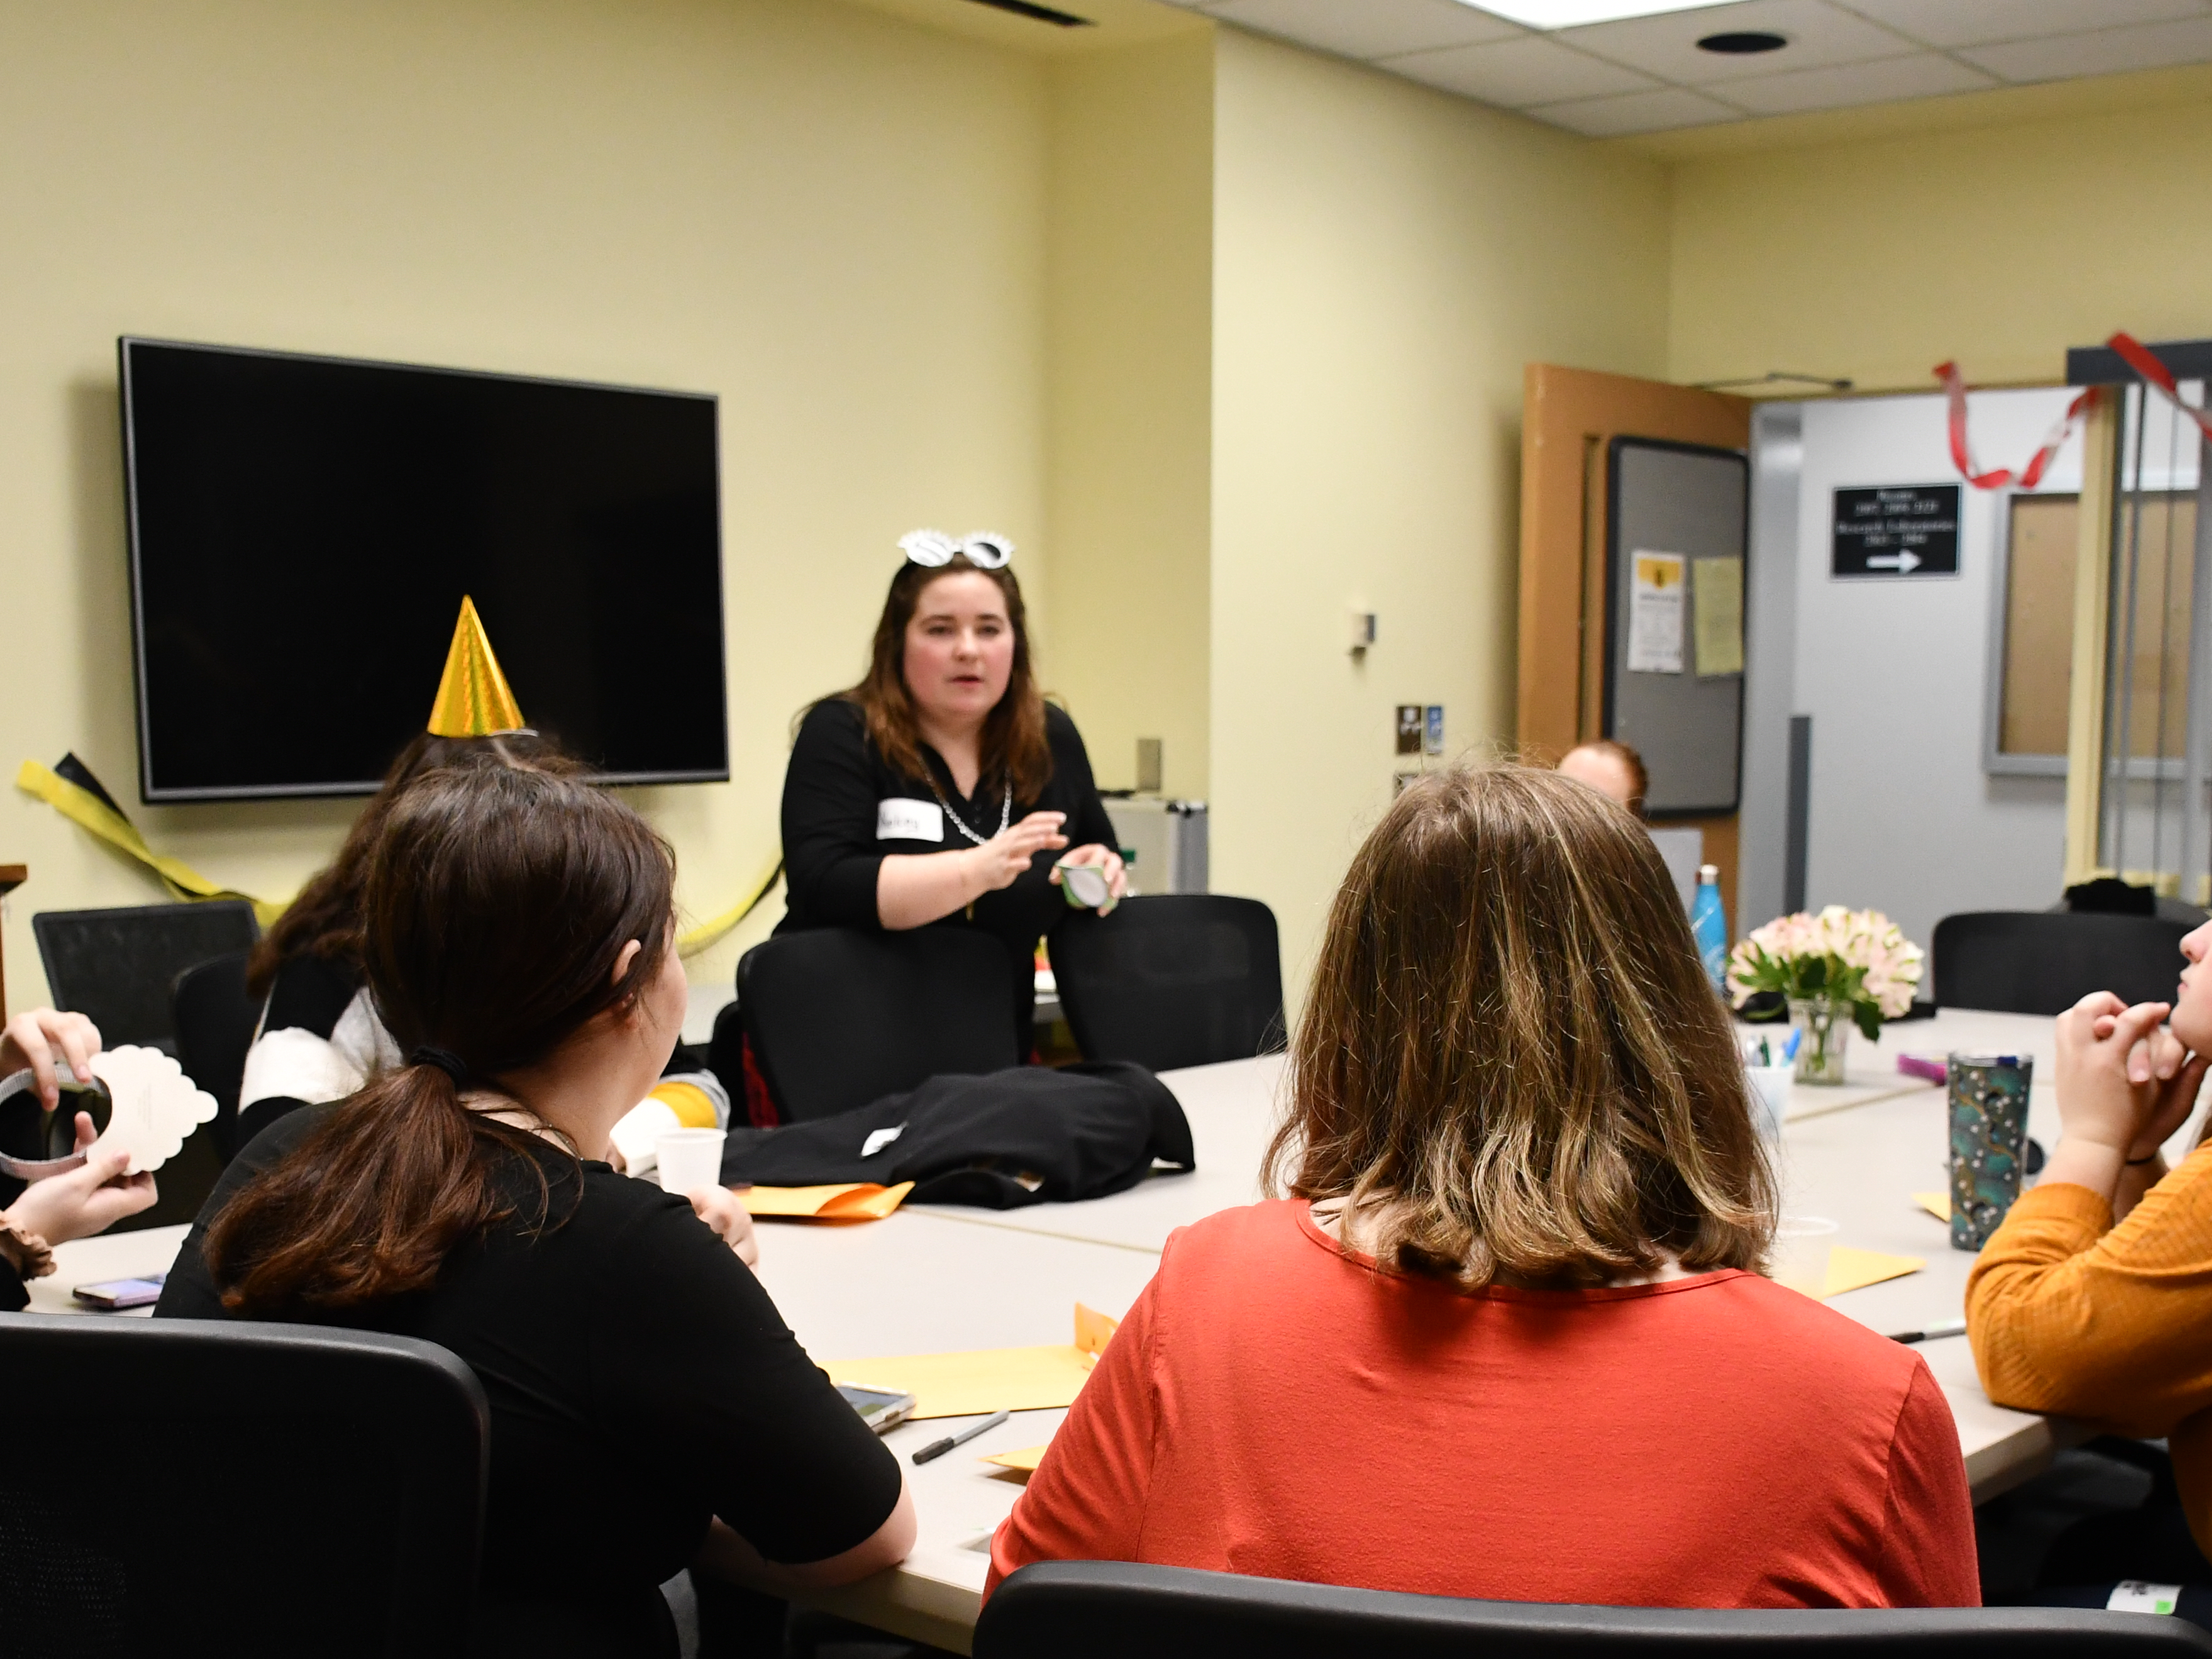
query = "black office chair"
xmin=172 ymin=948 xmax=261 ymax=1161
xmin=975 ymin=1561 xmax=2212 ymax=1659
xmin=1932 ymin=912 xmax=2194 ymax=1015
xmin=738 ymin=928 xmax=1019 ymax=1122
xmin=0 ymin=1312 xmax=486 ymax=1658
xmin=32 ymin=899 xmax=261 ymax=1054
xmin=1051 ymin=895 xmax=1285 ymax=1073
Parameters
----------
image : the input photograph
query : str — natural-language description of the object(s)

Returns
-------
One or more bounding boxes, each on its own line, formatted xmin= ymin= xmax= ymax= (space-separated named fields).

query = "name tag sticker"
xmin=876 ymin=799 xmax=944 ymax=842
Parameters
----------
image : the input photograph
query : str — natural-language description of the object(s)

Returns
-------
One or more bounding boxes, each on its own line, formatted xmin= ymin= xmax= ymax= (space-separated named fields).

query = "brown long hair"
xmin=1268 ymin=765 xmax=1773 ymax=1289
xmin=247 ymin=731 xmax=585 ymax=997
xmin=836 ymin=554 xmax=1051 ymax=803
xmin=206 ymin=767 xmax=676 ymax=1315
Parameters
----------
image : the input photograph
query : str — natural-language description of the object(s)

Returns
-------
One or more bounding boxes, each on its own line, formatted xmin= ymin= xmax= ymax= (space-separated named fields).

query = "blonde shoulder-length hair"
xmin=1267 ymin=764 xmax=1775 ymax=1289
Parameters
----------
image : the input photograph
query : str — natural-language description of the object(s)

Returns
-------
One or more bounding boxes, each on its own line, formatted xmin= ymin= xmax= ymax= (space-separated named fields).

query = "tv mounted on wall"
xmin=120 ymin=337 xmax=727 ymax=802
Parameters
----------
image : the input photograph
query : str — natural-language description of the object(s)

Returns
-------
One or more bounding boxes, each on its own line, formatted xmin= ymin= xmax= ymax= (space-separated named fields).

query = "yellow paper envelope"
xmin=1823 ymin=1245 xmax=1923 ymax=1298
xmin=738 ymin=1182 xmax=913 ymax=1221
xmin=984 ymin=1444 xmax=1050 ymax=1473
xmin=1912 ymin=1190 xmax=1951 ymax=1223
xmin=829 ymin=1305 xmax=1119 ymax=1420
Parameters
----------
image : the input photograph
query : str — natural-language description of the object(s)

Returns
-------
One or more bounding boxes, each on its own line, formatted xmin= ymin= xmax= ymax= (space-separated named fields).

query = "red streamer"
xmin=1936 ymin=334 xmax=2209 ymax=492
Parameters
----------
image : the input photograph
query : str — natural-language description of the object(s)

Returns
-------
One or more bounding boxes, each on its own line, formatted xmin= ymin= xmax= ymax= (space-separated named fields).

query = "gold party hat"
xmin=425 ymin=596 xmax=526 ymax=737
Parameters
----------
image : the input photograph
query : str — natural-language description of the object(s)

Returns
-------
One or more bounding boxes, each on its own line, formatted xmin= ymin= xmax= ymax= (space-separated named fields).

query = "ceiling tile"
xmin=1199 ymin=0 xmax=1523 ymax=60
xmin=1958 ymin=14 xmax=2212 ymax=81
xmin=1382 ymin=32 xmax=1659 ymax=105
xmin=1559 ymin=0 xmax=1920 ymax=84
xmin=1832 ymin=0 xmax=2209 ymax=51
xmin=1527 ymin=85 xmax=1746 ymax=134
xmin=1721 ymin=49 xmax=1996 ymax=112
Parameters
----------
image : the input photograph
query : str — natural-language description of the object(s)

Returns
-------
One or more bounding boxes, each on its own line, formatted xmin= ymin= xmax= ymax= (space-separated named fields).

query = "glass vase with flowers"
xmin=1726 ymin=907 xmax=1923 ymax=1085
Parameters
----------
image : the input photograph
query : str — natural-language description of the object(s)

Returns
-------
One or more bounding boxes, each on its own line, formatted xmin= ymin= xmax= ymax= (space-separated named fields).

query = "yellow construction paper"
xmin=1912 ymin=1190 xmax=1951 ymax=1223
xmin=829 ymin=1344 xmax=1095 ymax=1419
xmin=740 ymin=1182 xmax=913 ymax=1221
xmin=1823 ymin=1245 xmax=1923 ymax=1298
xmin=983 ymin=1445 xmax=1049 ymax=1473
xmin=829 ymin=1305 xmax=1120 ymax=1420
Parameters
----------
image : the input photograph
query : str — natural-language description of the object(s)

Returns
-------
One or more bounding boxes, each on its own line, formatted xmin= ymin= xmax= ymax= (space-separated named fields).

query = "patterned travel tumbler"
xmin=1948 ymin=1053 xmax=2032 ymax=1251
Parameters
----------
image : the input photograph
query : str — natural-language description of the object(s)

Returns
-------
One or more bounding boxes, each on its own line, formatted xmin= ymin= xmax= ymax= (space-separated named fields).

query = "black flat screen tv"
xmin=120 ymin=337 xmax=727 ymax=802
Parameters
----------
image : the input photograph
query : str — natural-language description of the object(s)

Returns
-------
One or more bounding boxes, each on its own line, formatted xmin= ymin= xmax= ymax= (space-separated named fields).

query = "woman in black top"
xmin=780 ymin=532 xmax=1125 ymax=1055
xmin=157 ymin=767 xmax=912 ymax=1658
xmin=236 ymin=730 xmax=583 ymax=1142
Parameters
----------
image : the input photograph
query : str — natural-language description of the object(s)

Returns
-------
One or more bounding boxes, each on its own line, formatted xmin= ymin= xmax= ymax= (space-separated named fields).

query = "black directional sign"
xmin=1832 ymin=484 xmax=1960 ymax=578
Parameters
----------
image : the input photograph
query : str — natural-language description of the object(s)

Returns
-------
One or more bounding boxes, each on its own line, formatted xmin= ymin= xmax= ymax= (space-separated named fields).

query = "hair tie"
xmin=411 ymin=1046 xmax=470 ymax=1085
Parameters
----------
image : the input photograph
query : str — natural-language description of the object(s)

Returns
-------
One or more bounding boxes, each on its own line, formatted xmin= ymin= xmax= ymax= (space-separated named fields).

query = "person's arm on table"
xmin=595 ymin=1199 xmax=908 ymax=1590
xmin=1966 ymin=993 xmax=2212 ymax=1431
xmin=985 ymin=1274 xmax=1162 ymax=1596
xmin=692 ymin=1483 xmax=917 ymax=1597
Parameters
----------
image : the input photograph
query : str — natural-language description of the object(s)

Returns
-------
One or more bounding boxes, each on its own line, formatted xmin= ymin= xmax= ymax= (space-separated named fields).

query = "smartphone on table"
xmin=837 ymin=1383 xmax=916 ymax=1435
xmin=74 ymin=1272 xmax=166 ymax=1311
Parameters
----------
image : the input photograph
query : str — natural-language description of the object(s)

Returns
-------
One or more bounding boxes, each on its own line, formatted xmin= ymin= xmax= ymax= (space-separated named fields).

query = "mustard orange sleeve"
xmin=1966 ymin=1148 xmax=2212 ymax=1437
xmin=986 ymin=1273 xmax=1162 ymax=1598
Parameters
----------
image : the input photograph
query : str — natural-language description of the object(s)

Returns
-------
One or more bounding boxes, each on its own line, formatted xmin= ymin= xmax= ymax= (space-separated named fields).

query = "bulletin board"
xmin=1604 ymin=437 xmax=1747 ymax=816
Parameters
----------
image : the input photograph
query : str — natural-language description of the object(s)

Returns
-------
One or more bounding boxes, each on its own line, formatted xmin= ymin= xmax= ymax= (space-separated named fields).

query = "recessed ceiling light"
xmin=1460 ymin=0 xmax=1739 ymax=28
xmin=1698 ymin=29 xmax=1787 ymax=53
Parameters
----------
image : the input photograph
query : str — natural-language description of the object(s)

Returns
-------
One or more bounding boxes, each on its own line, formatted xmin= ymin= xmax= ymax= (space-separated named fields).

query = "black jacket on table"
xmin=156 ymin=1104 xmax=902 ymax=1659
xmin=777 ymin=698 xmax=1117 ymax=1053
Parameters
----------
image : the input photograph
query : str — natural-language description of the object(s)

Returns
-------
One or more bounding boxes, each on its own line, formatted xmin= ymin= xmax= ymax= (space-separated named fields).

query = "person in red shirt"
xmin=988 ymin=765 xmax=1978 ymax=1610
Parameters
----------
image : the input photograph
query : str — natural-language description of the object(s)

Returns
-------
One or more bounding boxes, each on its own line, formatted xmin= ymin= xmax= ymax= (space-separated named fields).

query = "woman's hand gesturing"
xmin=965 ymin=812 xmax=1067 ymax=894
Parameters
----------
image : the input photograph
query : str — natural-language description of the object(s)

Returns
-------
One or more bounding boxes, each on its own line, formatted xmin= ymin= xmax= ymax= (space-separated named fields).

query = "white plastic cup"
xmin=1746 ymin=1064 xmax=1793 ymax=1140
xmin=655 ymin=1127 xmax=727 ymax=1195
xmin=1771 ymin=1214 xmax=1840 ymax=1298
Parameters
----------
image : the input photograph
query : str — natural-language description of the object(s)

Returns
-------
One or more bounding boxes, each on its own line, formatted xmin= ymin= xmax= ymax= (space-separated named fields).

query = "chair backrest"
xmin=1932 ymin=911 xmax=2193 ymax=1015
xmin=172 ymin=948 xmax=261 ymax=1158
xmin=0 ymin=1312 xmax=487 ymax=1658
xmin=1050 ymin=895 xmax=1284 ymax=1073
xmin=739 ymin=927 xmax=1019 ymax=1121
xmin=32 ymin=900 xmax=261 ymax=1053
xmin=976 ymin=1561 xmax=2212 ymax=1659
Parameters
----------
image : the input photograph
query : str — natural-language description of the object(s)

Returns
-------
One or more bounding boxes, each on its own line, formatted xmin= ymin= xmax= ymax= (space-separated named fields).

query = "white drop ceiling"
xmin=1150 ymin=0 xmax=2212 ymax=135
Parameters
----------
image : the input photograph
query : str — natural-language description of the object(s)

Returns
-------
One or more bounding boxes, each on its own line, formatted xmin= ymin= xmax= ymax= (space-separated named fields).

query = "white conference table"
xmin=36 ymin=1006 xmax=2169 ymax=1654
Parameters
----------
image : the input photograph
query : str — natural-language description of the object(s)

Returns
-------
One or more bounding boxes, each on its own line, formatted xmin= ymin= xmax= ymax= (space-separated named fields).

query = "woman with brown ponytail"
xmin=157 ymin=766 xmax=913 ymax=1657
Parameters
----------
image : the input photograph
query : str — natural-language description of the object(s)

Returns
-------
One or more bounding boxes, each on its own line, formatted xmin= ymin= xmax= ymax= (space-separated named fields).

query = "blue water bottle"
xmin=1691 ymin=863 xmax=1729 ymax=993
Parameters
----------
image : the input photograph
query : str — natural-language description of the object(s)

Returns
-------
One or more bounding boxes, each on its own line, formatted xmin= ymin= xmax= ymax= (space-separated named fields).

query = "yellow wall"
xmin=0 ymin=0 xmax=1051 ymax=1009
xmin=1043 ymin=32 xmax=1214 ymax=802
xmin=1208 ymin=27 xmax=1671 ymax=996
xmin=1666 ymin=68 xmax=2212 ymax=392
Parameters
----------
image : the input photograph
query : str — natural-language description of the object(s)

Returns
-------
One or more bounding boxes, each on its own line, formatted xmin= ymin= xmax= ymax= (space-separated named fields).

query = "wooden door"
xmin=1518 ymin=364 xmax=1752 ymax=931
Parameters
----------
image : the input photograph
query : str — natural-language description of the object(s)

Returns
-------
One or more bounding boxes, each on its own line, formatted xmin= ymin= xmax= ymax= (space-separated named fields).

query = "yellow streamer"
xmin=678 ymin=856 xmax=784 ymax=959
xmin=14 ymin=760 xmax=282 ymax=928
xmin=20 ymin=756 xmax=780 ymax=959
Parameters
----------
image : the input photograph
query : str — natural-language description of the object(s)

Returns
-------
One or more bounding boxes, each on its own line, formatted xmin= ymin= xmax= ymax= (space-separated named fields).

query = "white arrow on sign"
xmin=1865 ymin=549 xmax=1922 ymax=574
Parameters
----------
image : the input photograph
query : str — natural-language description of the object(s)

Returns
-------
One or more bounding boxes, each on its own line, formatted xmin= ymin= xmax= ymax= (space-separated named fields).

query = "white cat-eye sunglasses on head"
xmin=899 ymin=528 xmax=1014 ymax=570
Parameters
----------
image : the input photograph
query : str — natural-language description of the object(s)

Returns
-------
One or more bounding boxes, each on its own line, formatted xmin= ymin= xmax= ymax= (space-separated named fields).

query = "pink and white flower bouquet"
xmin=1726 ymin=905 xmax=1924 ymax=1041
